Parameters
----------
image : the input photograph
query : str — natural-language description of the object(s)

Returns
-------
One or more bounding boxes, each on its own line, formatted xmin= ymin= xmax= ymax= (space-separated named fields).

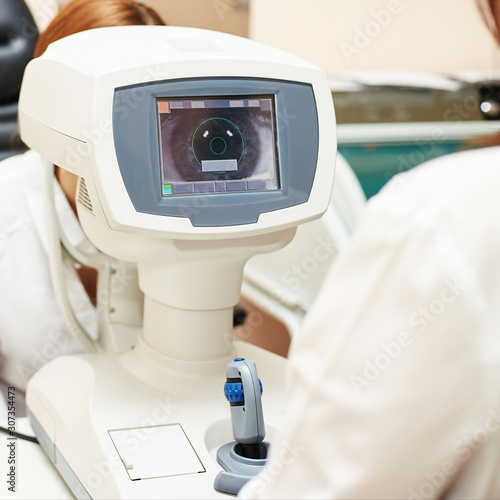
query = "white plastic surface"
xmin=19 ymin=26 xmax=336 ymax=240
xmin=26 ymin=341 xmax=286 ymax=499
xmin=18 ymin=26 xmax=337 ymax=499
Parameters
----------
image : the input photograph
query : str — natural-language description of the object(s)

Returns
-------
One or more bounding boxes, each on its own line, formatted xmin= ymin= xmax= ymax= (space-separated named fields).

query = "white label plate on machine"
xmin=109 ymin=424 xmax=205 ymax=480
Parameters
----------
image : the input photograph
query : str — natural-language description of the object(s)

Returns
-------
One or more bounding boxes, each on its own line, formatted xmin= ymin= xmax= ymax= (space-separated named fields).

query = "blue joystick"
xmin=214 ymin=357 xmax=268 ymax=495
xmin=223 ymin=357 xmax=265 ymax=447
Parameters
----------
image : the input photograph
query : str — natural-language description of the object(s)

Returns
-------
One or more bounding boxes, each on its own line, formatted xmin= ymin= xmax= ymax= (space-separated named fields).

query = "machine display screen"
xmin=157 ymin=96 xmax=279 ymax=196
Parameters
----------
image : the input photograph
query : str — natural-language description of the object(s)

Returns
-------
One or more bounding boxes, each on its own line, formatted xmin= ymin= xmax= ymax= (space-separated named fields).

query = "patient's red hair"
xmin=34 ymin=0 xmax=165 ymax=58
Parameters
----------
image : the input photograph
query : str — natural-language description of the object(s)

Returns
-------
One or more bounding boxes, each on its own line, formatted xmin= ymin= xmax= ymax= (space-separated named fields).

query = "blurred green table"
xmin=333 ymin=83 xmax=500 ymax=198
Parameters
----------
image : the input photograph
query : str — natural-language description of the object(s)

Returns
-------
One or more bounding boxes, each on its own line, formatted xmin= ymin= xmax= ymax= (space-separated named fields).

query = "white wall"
xmin=249 ymin=0 xmax=499 ymax=74
xmin=25 ymin=0 xmax=249 ymax=36
xmin=26 ymin=0 xmax=498 ymax=74
xmin=143 ymin=0 xmax=248 ymax=37
xmin=24 ymin=0 xmax=61 ymax=31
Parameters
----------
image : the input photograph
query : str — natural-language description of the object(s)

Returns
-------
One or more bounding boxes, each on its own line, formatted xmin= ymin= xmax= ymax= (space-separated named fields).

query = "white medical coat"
xmin=240 ymin=146 xmax=500 ymax=499
xmin=0 ymin=151 xmax=97 ymax=393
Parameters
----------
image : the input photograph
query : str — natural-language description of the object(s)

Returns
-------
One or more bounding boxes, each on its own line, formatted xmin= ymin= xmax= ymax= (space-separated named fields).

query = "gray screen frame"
xmin=112 ymin=77 xmax=319 ymax=227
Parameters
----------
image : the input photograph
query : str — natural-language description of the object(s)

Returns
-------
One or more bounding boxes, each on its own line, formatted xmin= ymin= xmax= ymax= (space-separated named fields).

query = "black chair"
xmin=0 ymin=0 xmax=38 ymax=161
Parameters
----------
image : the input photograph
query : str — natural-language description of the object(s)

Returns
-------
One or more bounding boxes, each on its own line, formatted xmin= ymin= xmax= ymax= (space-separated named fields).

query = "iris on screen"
xmin=157 ymin=96 xmax=279 ymax=196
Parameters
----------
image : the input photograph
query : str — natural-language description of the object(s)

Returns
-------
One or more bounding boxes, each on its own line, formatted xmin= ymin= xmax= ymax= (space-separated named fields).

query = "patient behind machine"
xmin=0 ymin=0 xmax=166 ymax=413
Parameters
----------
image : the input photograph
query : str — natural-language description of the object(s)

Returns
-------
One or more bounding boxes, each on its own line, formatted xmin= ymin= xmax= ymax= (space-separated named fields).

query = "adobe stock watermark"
xmin=7 ymin=16 xmax=38 ymax=44
xmin=341 ymin=0 xmax=405 ymax=63
xmin=213 ymin=0 xmax=248 ymax=22
xmin=16 ymin=264 xmax=137 ymax=383
xmin=383 ymin=131 xmax=446 ymax=191
xmin=97 ymin=264 xmax=139 ymax=309
xmin=15 ymin=312 xmax=93 ymax=385
xmin=383 ymin=82 xmax=495 ymax=194
xmin=349 ymin=277 xmax=467 ymax=393
xmin=64 ymin=64 xmax=172 ymax=171
xmin=241 ymin=440 xmax=306 ymax=495
xmin=409 ymin=405 xmax=500 ymax=499
xmin=27 ymin=1 xmax=58 ymax=32
xmin=281 ymin=236 xmax=339 ymax=292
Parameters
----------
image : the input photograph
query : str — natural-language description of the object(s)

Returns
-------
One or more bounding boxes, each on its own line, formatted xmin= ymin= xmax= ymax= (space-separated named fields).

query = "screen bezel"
xmin=113 ymin=77 xmax=319 ymax=227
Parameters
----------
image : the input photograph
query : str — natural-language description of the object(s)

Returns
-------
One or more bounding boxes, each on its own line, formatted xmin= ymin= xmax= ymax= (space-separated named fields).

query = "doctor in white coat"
xmin=240 ymin=2 xmax=500 ymax=498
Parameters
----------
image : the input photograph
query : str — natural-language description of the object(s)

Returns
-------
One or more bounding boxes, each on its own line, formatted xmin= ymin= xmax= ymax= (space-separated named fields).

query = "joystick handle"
xmin=215 ymin=358 xmax=268 ymax=494
xmin=224 ymin=358 xmax=265 ymax=445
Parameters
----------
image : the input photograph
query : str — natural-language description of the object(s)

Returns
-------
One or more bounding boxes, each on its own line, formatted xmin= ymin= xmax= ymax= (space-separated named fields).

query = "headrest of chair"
xmin=0 ymin=0 xmax=39 ymax=105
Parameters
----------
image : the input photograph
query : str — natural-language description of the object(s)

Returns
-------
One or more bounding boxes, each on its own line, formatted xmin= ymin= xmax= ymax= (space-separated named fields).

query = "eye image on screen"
xmin=157 ymin=96 xmax=279 ymax=196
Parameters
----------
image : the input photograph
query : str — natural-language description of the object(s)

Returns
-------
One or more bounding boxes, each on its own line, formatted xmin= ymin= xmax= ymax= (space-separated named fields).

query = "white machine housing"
xmin=19 ymin=26 xmax=337 ymax=499
xmin=19 ymin=25 xmax=336 ymax=240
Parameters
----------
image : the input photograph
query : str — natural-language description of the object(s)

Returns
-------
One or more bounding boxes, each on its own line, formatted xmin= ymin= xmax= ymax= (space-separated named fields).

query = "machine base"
xmin=26 ymin=340 xmax=287 ymax=499
xmin=214 ymin=442 xmax=269 ymax=495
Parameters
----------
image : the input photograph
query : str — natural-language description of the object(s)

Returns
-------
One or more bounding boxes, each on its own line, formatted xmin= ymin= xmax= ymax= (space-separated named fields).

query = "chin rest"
xmin=0 ymin=0 xmax=38 ymax=160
